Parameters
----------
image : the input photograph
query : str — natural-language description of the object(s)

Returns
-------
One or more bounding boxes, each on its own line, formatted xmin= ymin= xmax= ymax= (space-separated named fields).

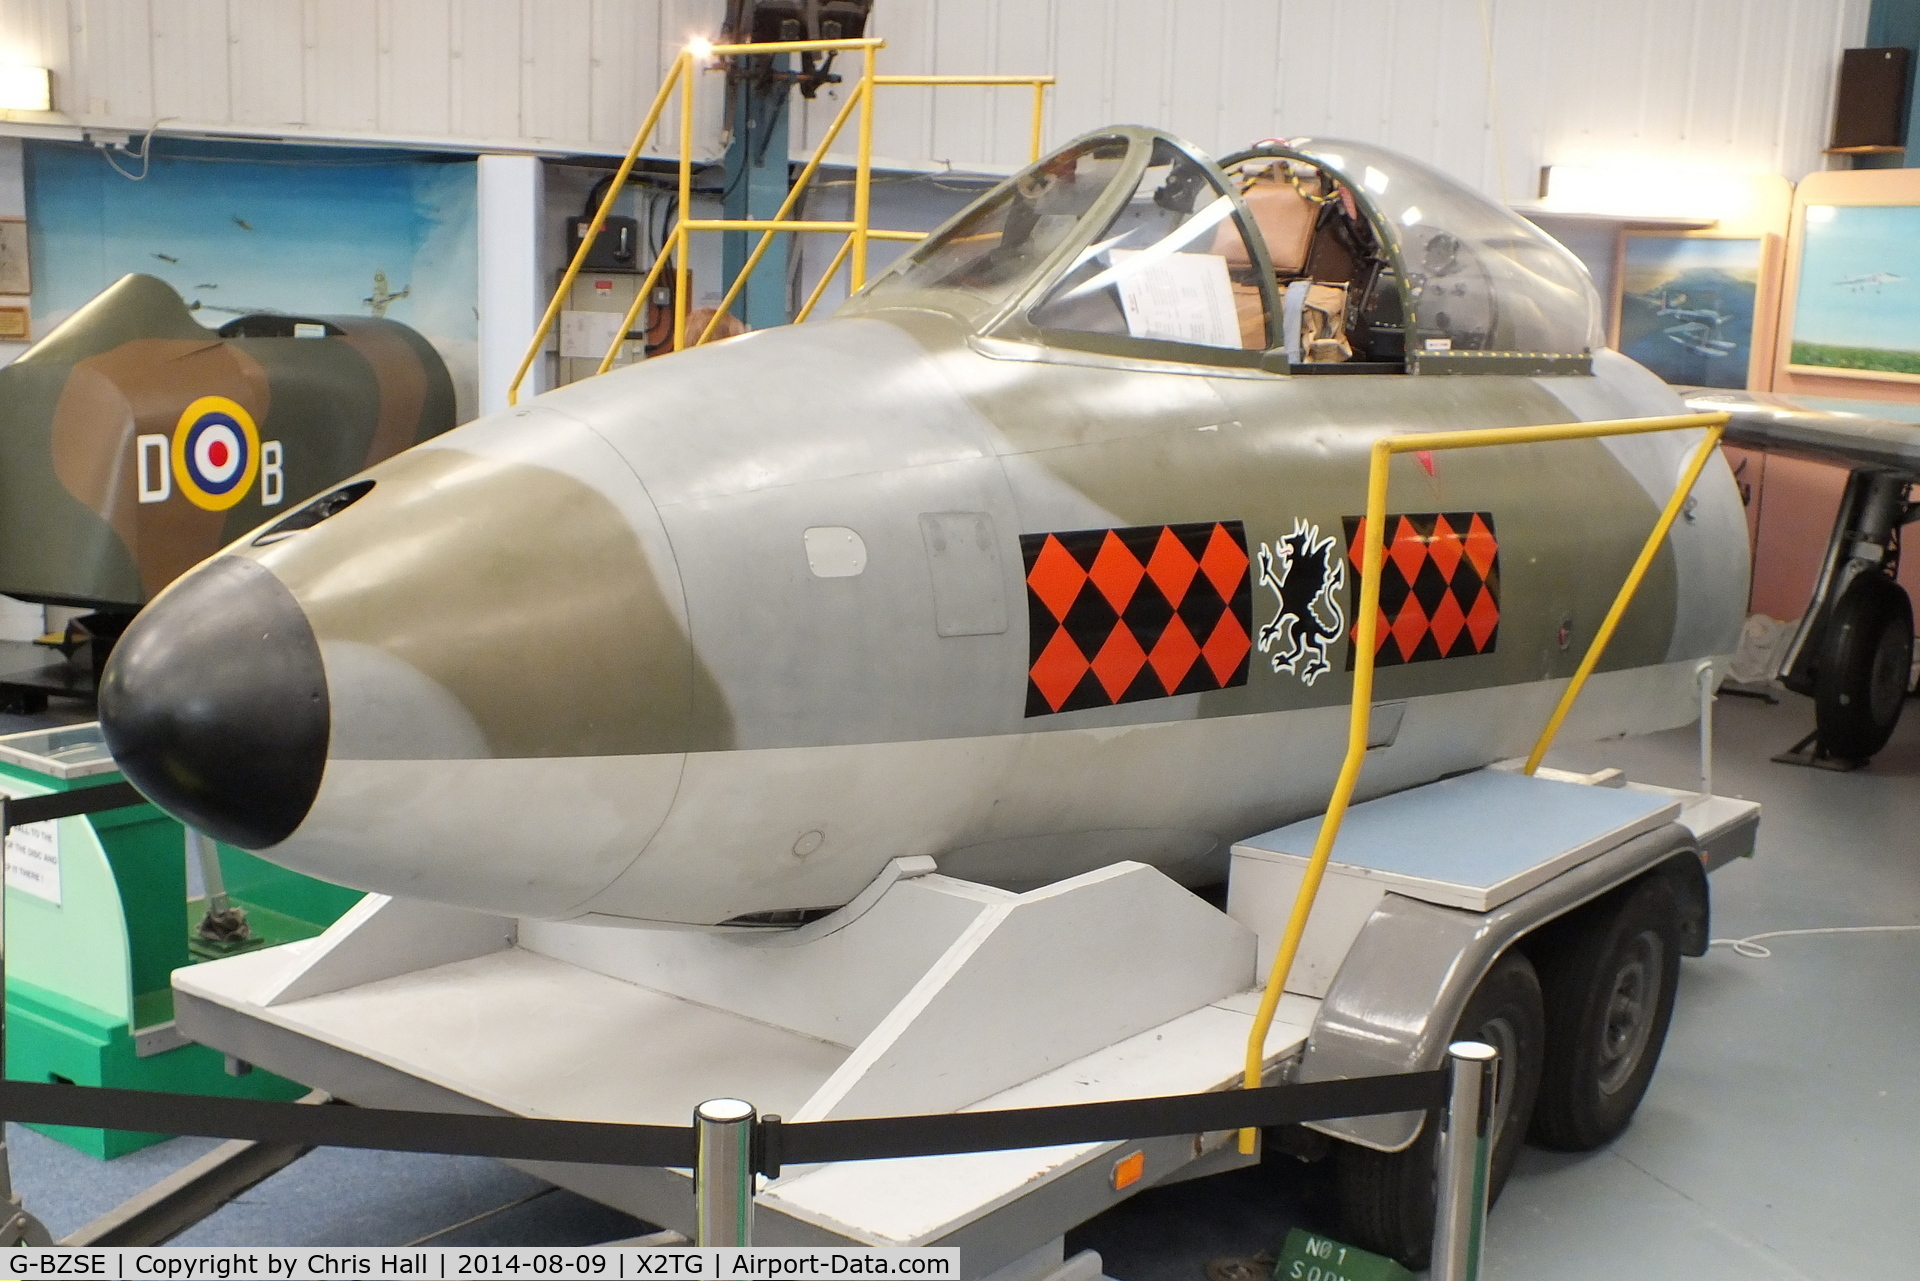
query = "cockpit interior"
xmin=856 ymin=127 xmax=1603 ymax=376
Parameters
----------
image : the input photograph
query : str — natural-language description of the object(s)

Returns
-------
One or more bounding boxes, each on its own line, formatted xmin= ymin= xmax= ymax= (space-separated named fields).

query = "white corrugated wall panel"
xmin=586 ymin=0 xmax=650 ymax=152
xmin=853 ymin=0 xmax=1870 ymax=190
xmin=149 ymin=0 xmax=227 ymax=123
xmin=0 ymin=0 xmax=1876 ymax=186
xmin=379 ymin=0 xmax=453 ymax=139
xmin=449 ymin=0 xmax=521 ymax=144
xmin=862 ymin=0 xmax=935 ymax=167
xmin=1218 ymin=0 xmax=1280 ymax=149
xmin=985 ymin=0 xmax=1051 ymax=163
xmin=522 ymin=0 xmax=594 ymax=145
xmin=229 ymin=0 xmax=302 ymax=127
xmin=303 ymin=0 xmax=378 ymax=135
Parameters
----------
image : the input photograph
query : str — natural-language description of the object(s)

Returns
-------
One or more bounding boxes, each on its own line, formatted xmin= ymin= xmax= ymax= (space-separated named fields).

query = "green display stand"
xmin=0 ymin=723 xmax=363 ymax=1158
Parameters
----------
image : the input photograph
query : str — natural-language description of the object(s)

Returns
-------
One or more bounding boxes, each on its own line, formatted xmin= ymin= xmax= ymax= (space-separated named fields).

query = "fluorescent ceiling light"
xmin=1539 ymin=161 xmax=1755 ymax=222
xmin=0 ymin=66 xmax=49 ymax=112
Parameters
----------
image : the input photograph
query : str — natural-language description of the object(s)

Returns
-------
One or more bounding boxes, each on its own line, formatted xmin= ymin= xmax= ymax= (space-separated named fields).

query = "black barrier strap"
xmin=0 ymin=1069 xmax=1443 ymax=1171
xmin=0 ymin=1080 xmax=696 ymax=1167
xmin=0 ymin=780 xmax=147 ymax=829
xmin=777 ymin=1072 xmax=1446 ymax=1166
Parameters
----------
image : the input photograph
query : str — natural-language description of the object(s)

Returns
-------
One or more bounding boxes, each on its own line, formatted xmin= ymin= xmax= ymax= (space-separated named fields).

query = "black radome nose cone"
xmin=100 ymin=556 xmax=329 ymax=849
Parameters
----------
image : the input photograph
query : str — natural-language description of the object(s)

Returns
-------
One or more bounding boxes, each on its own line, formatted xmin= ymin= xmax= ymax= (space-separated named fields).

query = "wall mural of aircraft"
xmin=1837 ymin=271 xmax=1904 ymax=291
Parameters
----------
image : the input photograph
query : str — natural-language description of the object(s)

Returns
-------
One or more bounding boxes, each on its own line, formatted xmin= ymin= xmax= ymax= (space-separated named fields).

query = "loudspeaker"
xmin=1830 ymin=46 xmax=1910 ymax=152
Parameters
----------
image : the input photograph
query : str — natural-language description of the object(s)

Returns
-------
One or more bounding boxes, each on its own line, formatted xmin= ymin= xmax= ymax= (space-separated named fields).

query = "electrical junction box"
xmin=0 ymin=723 xmax=364 ymax=1158
xmin=558 ymin=271 xmax=648 ymax=387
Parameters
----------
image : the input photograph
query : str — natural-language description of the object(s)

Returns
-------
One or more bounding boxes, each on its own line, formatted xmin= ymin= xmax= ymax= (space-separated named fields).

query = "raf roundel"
xmin=172 ymin=396 xmax=261 ymax=511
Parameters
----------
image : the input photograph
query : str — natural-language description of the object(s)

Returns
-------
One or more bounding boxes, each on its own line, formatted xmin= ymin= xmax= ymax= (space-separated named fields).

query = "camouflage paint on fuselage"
xmin=98 ymin=131 xmax=1748 ymax=926
xmin=0 ymin=273 xmax=454 ymax=608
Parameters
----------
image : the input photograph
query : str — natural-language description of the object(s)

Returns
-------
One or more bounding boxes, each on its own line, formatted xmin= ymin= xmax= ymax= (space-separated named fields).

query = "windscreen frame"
xmin=848 ymin=127 xmax=1284 ymax=369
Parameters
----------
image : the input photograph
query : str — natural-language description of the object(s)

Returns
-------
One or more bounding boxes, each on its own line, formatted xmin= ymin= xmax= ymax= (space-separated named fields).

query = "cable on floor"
xmin=404 ymin=1187 xmax=558 ymax=1247
xmin=1710 ymin=925 xmax=1920 ymax=959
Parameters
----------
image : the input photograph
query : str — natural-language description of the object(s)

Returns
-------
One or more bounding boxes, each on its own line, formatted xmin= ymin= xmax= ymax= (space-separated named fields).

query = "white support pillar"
xmin=477 ymin=154 xmax=545 ymax=417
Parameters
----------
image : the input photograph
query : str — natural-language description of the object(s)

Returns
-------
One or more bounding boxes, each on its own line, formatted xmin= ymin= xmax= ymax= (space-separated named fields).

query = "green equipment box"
xmin=0 ymin=722 xmax=362 ymax=1158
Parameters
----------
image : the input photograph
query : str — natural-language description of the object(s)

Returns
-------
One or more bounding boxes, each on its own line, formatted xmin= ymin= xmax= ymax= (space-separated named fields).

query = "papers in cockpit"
xmin=1109 ymin=249 xmax=1240 ymax=348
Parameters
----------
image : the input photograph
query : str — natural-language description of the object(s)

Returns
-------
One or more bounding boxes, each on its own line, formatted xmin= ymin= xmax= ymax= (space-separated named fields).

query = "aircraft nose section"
xmin=99 ymin=556 xmax=329 ymax=849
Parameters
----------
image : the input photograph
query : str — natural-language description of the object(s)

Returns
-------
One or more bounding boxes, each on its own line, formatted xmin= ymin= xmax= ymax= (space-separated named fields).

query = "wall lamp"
xmin=0 ymin=66 xmax=52 ymax=112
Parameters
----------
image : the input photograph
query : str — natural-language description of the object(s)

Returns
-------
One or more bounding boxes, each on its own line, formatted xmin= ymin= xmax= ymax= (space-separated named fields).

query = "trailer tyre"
xmin=1334 ymin=951 xmax=1544 ymax=1270
xmin=1528 ymin=876 xmax=1682 ymax=1152
xmin=1814 ymin=574 xmax=1913 ymax=761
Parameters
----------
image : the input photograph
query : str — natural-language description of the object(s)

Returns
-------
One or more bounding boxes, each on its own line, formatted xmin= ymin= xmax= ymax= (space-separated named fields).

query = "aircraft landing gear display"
xmin=1770 ymin=468 xmax=1919 ymax=766
xmin=1811 ymin=574 xmax=1915 ymax=762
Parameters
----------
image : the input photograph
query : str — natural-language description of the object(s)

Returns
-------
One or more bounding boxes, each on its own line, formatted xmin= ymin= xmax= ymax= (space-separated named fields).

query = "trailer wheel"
xmin=1528 ymin=875 xmax=1682 ymax=1151
xmin=1814 ymin=575 xmax=1913 ymax=761
xmin=1334 ymin=951 xmax=1544 ymax=1270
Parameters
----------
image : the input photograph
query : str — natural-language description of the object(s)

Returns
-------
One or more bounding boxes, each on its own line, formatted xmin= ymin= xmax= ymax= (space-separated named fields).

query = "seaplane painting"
xmin=1653 ymin=290 xmax=1739 ymax=359
xmin=1617 ymin=235 xmax=1763 ymax=389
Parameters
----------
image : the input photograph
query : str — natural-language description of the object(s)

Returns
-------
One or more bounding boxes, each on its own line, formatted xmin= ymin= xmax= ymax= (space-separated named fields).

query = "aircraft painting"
xmin=1652 ymin=289 xmax=1737 ymax=358
xmin=1836 ymin=271 xmax=1903 ymax=291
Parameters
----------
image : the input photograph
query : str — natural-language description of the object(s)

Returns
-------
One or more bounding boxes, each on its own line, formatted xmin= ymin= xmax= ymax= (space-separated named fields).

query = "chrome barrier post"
xmin=1433 ymin=1041 xmax=1498 ymax=1281
xmin=1696 ymin=659 xmax=1716 ymax=797
xmin=694 ymin=1098 xmax=756 ymax=1246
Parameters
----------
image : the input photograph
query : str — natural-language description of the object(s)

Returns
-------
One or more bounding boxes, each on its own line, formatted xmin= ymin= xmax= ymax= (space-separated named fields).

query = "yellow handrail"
xmin=795 ymin=235 xmax=856 ymax=322
xmin=512 ymin=38 xmax=1056 ymax=395
xmin=1236 ymin=410 xmax=1729 ymax=1153
xmin=664 ymin=51 xmax=1048 ymax=354
xmin=505 ymin=55 xmax=685 ymax=404
xmin=692 ymin=83 xmax=868 ymax=345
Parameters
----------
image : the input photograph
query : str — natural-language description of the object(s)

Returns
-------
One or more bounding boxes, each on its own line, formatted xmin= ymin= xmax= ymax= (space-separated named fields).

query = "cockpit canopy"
xmin=853 ymin=127 xmax=1602 ymax=374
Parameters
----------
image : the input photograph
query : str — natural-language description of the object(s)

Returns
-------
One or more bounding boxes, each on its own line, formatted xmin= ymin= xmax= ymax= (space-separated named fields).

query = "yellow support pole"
xmin=674 ymin=52 xmax=694 ymax=353
xmin=1236 ymin=437 xmax=1392 ymax=1154
xmin=683 ymin=219 xmax=861 ymax=232
xmin=695 ymin=86 xmax=866 ymax=345
xmin=871 ymin=74 xmax=1057 ymax=84
xmin=1524 ymin=424 xmax=1727 ymax=773
xmin=507 ymin=53 xmax=682 ymax=405
xmin=1236 ymin=410 xmax=1728 ymax=1154
xmin=851 ymin=47 xmax=876 ymax=289
xmin=868 ymin=229 xmax=928 ymax=241
xmin=1031 ymin=80 xmax=1046 ymax=160
xmin=795 ymin=234 xmax=854 ymax=322
xmin=708 ymin=36 xmax=883 ymax=57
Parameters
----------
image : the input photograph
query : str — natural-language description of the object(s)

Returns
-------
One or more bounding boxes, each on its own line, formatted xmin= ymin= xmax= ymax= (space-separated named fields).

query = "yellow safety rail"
xmin=507 ymin=36 xmax=1054 ymax=401
xmin=1236 ymin=410 xmax=1730 ymax=1153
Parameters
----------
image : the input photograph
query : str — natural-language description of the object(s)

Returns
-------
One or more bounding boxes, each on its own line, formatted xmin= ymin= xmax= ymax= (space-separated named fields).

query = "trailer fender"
xmin=1294 ymin=822 xmax=1700 ymax=1153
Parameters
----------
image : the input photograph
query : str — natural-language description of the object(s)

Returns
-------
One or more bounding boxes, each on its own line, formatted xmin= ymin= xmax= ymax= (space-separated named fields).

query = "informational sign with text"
xmin=3 ymin=806 xmax=60 ymax=905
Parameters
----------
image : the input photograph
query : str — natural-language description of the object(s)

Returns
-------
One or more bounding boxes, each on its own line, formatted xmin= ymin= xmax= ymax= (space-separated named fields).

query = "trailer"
xmin=170 ymin=749 xmax=1756 ymax=1277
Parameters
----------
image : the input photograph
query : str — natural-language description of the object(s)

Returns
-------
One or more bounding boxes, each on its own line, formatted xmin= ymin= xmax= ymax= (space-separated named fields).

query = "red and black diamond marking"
xmin=1341 ymin=512 xmax=1500 ymax=668
xmin=1023 ymin=521 xmax=1253 ymax=716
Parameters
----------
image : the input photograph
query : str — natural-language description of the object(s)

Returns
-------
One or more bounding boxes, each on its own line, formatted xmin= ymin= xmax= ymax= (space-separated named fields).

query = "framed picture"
xmin=1611 ymin=232 xmax=1780 ymax=390
xmin=1785 ymin=202 xmax=1920 ymax=381
xmin=0 ymin=218 xmax=27 ymax=295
